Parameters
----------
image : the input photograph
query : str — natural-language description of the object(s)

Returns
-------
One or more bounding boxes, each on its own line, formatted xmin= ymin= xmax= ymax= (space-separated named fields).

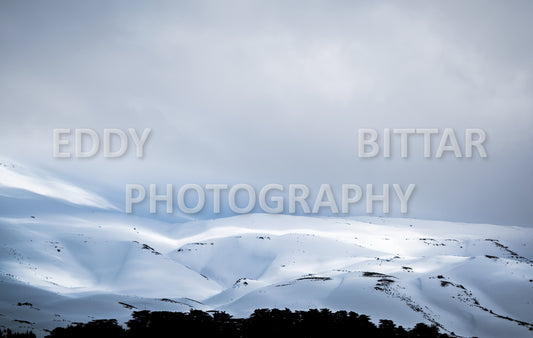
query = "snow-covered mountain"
xmin=0 ymin=161 xmax=532 ymax=338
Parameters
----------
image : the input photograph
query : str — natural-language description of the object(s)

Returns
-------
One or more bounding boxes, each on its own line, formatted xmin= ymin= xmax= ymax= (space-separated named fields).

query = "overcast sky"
xmin=1 ymin=1 xmax=532 ymax=225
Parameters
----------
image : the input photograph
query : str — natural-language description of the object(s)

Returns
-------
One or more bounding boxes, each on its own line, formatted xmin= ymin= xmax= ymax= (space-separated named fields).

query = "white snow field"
xmin=0 ymin=161 xmax=532 ymax=337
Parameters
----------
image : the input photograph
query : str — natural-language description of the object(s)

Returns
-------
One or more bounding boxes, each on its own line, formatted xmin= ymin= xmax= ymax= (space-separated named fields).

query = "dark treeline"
xmin=45 ymin=308 xmax=450 ymax=338
xmin=0 ymin=329 xmax=35 ymax=338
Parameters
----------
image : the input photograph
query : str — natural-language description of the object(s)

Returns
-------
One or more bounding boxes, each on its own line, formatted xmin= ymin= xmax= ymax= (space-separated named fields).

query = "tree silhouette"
xmin=44 ymin=308 xmax=450 ymax=338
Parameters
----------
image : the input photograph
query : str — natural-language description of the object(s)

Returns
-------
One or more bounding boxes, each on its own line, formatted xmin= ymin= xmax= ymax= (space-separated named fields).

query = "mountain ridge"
xmin=0 ymin=161 xmax=531 ymax=337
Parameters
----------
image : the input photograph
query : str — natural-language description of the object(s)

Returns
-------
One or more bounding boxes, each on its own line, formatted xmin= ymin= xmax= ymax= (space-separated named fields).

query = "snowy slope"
xmin=0 ymin=161 xmax=532 ymax=337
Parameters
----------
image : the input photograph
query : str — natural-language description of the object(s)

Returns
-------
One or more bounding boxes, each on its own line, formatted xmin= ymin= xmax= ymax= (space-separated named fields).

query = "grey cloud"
xmin=0 ymin=0 xmax=532 ymax=225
